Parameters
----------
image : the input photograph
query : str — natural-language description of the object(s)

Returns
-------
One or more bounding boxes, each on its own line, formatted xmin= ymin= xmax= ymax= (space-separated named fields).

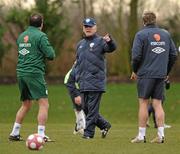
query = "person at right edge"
xmin=131 ymin=11 xmax=177 ymax=143
xmin=76 ymin=17 xmax=116 ymax=139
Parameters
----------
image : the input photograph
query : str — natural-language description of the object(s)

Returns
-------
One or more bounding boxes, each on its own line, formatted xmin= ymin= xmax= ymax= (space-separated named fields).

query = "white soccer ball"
xmin=26 ymin=134 xmax=44 ymax=150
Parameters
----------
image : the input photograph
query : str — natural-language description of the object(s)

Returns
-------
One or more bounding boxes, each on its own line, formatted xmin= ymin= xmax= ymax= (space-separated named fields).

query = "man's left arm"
xmin=103 ymin=34 xmax=116 ymax=53
xmin=39 ymin=35 xmax=56 ymax=60
xmin=167 ymin=38 xmax=178 ymax=75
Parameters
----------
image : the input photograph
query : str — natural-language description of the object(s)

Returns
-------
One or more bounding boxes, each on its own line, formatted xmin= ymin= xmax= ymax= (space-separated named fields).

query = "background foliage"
xmin=0 ymin=0 xmax=179 ymax=79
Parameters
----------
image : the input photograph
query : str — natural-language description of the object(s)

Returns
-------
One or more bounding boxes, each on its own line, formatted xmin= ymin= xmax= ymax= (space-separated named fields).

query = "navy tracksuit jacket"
xmin=76 ymin=34 xmax=116 ymax=137
xmin=131 ymin=24 xmax=177 ymax=78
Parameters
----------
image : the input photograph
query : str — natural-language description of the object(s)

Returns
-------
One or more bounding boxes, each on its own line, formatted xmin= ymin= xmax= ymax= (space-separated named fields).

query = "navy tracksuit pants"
xmin=82 ymin=91 xmax=110 ymax=138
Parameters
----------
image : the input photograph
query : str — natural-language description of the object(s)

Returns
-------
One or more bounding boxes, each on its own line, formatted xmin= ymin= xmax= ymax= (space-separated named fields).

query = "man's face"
xmin=83 ymin=25 xmax=97 ymax=37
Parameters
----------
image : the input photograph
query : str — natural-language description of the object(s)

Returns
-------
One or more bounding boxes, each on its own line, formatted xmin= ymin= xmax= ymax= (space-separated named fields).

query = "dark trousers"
xmin=82 ymin=91 xmax=109 ymax=137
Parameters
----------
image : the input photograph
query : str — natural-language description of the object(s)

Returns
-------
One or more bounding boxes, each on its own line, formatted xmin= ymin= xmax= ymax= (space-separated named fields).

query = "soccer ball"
xmin=26 ymin=134 xmax=44 ymax=150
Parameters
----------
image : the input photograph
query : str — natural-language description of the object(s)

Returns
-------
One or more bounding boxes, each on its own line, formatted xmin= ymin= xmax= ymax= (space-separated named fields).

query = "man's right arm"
xmin=131 ymin=33 xmax=143 ymax=73
xmin=39 ymin=35 xmax=55 ymax=60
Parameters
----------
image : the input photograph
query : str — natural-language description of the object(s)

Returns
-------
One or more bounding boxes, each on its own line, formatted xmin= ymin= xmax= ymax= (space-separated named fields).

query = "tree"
xmin=2 ymin=0 xmax=69 ymax=75
xmin=128 ymin=0 xmax=138 ymax=72
xmin=33 ymin=0 xmax=70 ymax=55
xmin=5 ymin=0 xmax=69 ymax=55
xmin=0 ymin=5 xmax=15 ymax=67
xmin=0 ymin=24 xmax=6 ymax=66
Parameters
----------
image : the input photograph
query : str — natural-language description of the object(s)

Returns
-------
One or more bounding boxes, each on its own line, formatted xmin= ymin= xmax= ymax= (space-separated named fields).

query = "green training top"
xmin=16 ymin=26 xmax=55 ymax=77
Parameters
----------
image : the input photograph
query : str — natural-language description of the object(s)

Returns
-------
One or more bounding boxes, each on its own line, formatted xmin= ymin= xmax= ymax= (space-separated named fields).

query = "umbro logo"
xmin=152 ymin=47 xmax=165 ymax=54
xmin=19 ymin=48 xmax=30 ymax=56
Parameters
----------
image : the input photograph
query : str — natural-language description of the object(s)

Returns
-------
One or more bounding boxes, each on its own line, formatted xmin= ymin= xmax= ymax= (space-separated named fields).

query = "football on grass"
xmin=26 ymin=134 xmax=44 ymax=150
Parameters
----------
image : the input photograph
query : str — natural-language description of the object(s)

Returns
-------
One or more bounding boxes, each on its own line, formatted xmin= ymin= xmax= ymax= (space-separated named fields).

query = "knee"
xmin=22 ymin=100 xmax=32 ymax=110
xmin=39 ymin=98 xmax=49 ymax=110
xmin=44 ymin=103 xmax=49 ymax=110
xmin=40 ymin=103 xmax=49 ymax=110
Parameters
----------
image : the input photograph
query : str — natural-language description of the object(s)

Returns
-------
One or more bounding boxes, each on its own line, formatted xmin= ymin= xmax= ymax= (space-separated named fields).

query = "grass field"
xmin=0 ymin=83 xmax=180 ymax=154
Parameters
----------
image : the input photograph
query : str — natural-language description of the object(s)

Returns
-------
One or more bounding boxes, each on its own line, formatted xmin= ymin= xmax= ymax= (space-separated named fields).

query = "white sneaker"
xmin=73 ymin=129 xmax=84 ymax=135
xmin=43 ymin=135 xmax=55 ymax=142
xmin=150 ymin=136 xmax=164 ymax=143
xmin=131 ymin=136 xmax=146 ymax=143
xmin=164 ymin=124 xmax=171 ymax=129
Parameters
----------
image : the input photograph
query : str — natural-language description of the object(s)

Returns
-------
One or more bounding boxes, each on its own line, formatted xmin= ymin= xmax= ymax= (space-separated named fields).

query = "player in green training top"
xmin=9 ymin=13 xmax=55 ymax=142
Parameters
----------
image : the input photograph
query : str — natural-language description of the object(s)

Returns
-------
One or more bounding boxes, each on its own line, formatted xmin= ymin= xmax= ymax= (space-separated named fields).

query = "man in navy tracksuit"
xmin=76 ymin=17 xmax=116 ymax=139
xmin=131 ymin=11 xmax=177 ymax=143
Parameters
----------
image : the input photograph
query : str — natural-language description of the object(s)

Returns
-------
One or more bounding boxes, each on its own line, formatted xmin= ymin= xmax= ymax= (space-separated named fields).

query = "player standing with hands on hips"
xmin=9 ymin=13 xmax=55 ymax=142
xmin=76 ymin=17 xmax=116 ymax=139
xmin=131 ymin=11 xmax=177 ymax=143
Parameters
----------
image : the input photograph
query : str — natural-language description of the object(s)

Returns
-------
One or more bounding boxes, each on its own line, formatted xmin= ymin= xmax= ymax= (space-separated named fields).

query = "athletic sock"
xmin=77 ymin=110 xmax=86 ymax=129
xmin=158 ymin=127 xmax=164 ymax=138
xmin=38 ymin=125 xmax=45 ymax=137
xmin=138 ymin=127 xmax=146 ymax=140
xmin=10 ymin=122 xmax=21 ymax=136
xmin=74 ymin=110 xmax=78 ymax=123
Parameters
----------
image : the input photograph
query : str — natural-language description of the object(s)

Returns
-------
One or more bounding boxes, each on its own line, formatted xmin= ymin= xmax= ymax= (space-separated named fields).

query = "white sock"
xmin=78 ymin=110 xmax=84 ymax=119
xmin=10 ymin=122 xmax=21 ymax=136
xmin=74 ymin=110 xmax=78 ymax=123
xmin=77 ymin=110 xmax=86 ymax=129
xmin=158 ymin=127 xmax=164 ymax=138
xmin=138 ymin=127 xmax=146 ymax=139
xmin=38 ymin=125 xmax=45 ymax=137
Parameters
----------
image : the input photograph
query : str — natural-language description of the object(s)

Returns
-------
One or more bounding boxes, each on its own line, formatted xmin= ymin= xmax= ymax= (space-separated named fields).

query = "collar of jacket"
xmin=28 ymin=26 xmax=41 ymax=31
xmin=84 ymin=33 xmax=98 ymax=40
xmin=144 ymin=24 xmax=158 ymax=29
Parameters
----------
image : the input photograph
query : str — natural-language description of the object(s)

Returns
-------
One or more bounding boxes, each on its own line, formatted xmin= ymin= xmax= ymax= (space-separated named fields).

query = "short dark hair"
xmin=29 ymin=13 xmax=43 ymax=27
xmin=142 ymin=11 xmax=156 ymax=25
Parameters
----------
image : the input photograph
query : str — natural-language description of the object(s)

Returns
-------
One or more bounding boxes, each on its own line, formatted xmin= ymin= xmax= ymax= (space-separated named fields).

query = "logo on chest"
xmin=89 ymin=42 xmax=95 ymax=51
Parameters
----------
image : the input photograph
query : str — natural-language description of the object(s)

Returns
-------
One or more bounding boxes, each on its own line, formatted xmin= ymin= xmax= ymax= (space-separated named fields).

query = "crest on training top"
xmin=24 ymin=35 xmax=29 ymax=43
xmin=90 ymin=42 xmax=95 ymax=48
xmin=153 ymin=34 xmax=161 ymax=42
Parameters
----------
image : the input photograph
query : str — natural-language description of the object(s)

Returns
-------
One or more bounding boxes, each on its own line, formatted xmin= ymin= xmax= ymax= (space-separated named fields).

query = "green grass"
xmin=0 ymin=83 xmax=180 ymax=154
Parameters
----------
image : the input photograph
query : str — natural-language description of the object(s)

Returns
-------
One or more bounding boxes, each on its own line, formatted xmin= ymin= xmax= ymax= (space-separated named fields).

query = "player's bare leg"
xmin=151 ymin=99 xmax=165 ymax=143
xmin=9 ymin=100 xmax=32 ymax=141
xmin=37 ymin=98 xmax=49 ymax=136
xmin=131 ymin=98 xmax=148 ymax=143
xmin=37 ymin=98 xmax=53 ymax=142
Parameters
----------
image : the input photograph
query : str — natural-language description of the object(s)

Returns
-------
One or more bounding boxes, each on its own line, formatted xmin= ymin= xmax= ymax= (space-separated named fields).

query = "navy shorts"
xmin=137 ymin=78 xmax=165 ymax=100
